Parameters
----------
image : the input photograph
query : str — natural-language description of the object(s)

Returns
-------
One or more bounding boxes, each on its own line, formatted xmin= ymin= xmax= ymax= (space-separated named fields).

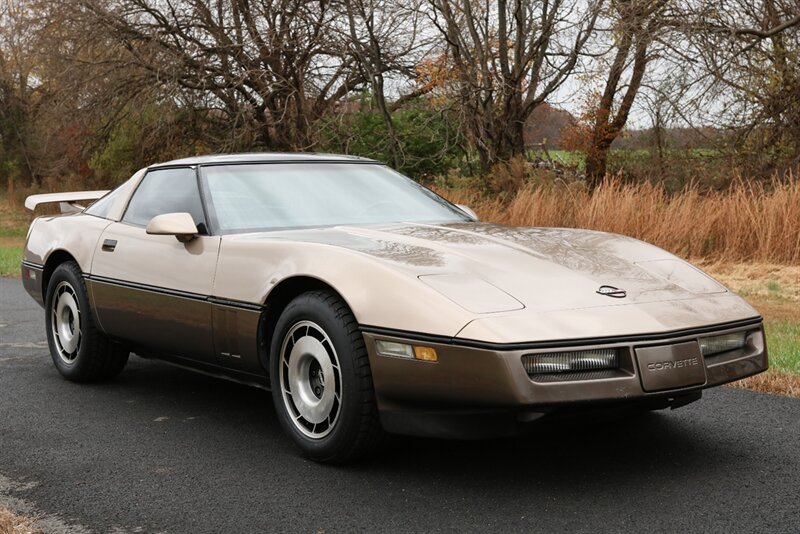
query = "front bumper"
xmin=362 ymin=319 xmax=767 ymax=438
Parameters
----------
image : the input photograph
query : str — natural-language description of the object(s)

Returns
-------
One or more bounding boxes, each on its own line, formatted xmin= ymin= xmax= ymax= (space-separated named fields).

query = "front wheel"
xmin=44 ymin=261 xmax=129 ymax=382
xmin=270 ymin=291 xmax=382 ymax=463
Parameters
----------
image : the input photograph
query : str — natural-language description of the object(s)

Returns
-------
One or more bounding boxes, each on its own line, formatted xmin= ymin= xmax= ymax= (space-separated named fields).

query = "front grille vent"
xmin=522 ymin=348 xmax=619 ymax=378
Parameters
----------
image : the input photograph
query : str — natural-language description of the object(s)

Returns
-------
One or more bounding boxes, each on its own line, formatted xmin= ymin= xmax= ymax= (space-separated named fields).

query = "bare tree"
xmin=427 ymin=0 xmax=602 ymax=171
xmin=344 ymin=0 xmax=430 ymax=168
xmin=683 ymin=0 xmax=800 ymax=174
xmin=0 ymin=0 xmax=47 ymax=188
xmin=583 ymin=0 xmax=670 ymax=186
xmin=63 ymin=0 xmax=370 ymax=152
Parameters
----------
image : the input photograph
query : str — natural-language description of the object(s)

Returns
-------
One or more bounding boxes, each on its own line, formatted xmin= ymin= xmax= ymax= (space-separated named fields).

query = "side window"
xmin=122 ymin=168 xmax=207 ymax=233
xmin=84 ymin=184 xmax=127 ymax=219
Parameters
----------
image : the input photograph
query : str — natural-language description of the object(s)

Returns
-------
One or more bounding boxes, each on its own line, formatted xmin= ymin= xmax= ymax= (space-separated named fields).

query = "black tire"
xmin=44 ymin=261 xmax=129 ymax=382
xmin=269 ymin=290 xmax=382 ymax=463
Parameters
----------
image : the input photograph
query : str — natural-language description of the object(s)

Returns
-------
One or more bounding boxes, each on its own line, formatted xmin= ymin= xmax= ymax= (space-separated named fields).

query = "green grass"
xmin=0 ymin=246 xmax=22 ymax=277
xmin=765 ymin=322 xmax=800 ymax=374
xmin=0 ymin=194 xmax=30 ymax=237
xmin=1 ymin=194 xmax=29 ymax=277
xmin=524 ymin=148 xmax=724 ymax=174
xmin=687 ymin=148 xmax=722 ymax=157
xmin=0 ymin=226 xmax=26 ymax=238
xmin=527 ymin=149 xmax=585 ymax=169
xmin=766 ymin=280 xmax=782 ymax=292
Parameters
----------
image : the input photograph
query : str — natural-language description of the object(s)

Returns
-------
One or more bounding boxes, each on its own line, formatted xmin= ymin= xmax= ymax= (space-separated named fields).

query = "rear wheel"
xmin=44 ymin=261 xmax=129 ymax=381
xmin=270 ymin=290 xmax=382 ymax=463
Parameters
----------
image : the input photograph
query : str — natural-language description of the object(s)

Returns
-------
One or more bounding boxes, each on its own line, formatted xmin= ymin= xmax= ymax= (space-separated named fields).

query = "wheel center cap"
xmin=309 ymin=361 xmax=326 ymax=398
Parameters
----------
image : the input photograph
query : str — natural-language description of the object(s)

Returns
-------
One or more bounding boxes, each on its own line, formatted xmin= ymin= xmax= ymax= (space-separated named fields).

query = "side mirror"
xmin=146 ymin=212 xmax=198 ymax=243
xmin=456 ymin=204 xmax=479 ymax=221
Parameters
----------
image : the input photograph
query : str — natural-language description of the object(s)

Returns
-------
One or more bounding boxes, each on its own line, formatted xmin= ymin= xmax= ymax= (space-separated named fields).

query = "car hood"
xmin=260 ymin=222 xmax=733 ymax=315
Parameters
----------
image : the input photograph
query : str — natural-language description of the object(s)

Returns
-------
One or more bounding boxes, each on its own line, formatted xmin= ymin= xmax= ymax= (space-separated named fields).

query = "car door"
xmin=89 ymin=166 xmax=221 ymax=364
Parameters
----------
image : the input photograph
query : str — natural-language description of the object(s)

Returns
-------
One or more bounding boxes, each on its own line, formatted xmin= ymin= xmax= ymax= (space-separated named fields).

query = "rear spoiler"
xmin=24 ymin=190 xmax=109 ymax=213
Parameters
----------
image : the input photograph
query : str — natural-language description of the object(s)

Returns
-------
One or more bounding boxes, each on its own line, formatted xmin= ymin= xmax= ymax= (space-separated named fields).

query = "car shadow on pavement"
xmin=368 ymin=413 xmax=719 ymax=484
xmin=88 ymin=356 xmax=744 ymax=489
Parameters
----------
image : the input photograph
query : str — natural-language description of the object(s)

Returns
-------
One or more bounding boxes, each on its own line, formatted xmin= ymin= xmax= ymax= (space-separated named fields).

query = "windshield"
xmin=201 ymin=163 xmax=470 ymax=232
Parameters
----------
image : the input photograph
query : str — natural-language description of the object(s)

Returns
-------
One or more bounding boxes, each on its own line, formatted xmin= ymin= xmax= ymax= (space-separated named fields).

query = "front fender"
xmin=213 ymin=238 xmax=478 ymax=337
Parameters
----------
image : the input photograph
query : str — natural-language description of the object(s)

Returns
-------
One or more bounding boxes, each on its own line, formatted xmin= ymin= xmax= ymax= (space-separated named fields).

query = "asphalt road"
xmin=1 ymin=277 xmax=799 ymax=533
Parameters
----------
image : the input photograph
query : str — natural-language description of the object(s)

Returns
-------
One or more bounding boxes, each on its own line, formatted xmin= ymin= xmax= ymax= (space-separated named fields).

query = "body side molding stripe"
xmin=359 ymin=316 xmax=764 ymax=351
xmin=207 ymin=297 xmax=264 ymax=312
xmin=85 ymin=274 xmax=265 ymax=311
xmin=21 ymin=260 xmax=44 ymax=270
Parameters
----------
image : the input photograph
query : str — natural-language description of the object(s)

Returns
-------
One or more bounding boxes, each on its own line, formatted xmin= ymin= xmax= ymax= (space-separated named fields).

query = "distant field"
xmin=525 ymin=148 xmax=723 ymax=172
xmin=527 ymin=149 xmax=585 ymax=169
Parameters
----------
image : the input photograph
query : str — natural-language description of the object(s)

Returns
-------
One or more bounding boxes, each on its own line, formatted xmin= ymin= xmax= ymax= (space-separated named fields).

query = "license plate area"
xmin=636 ymin=341 xmax=706 ymax=392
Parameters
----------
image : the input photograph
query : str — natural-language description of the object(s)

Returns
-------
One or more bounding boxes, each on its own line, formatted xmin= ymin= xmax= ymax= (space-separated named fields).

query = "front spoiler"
xmin=362 ymin=319 xmax=767 ymax=439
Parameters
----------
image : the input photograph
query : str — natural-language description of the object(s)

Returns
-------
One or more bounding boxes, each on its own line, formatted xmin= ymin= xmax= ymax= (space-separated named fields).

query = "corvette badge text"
xmin=647 ymin=357 xmax=700 ymax=371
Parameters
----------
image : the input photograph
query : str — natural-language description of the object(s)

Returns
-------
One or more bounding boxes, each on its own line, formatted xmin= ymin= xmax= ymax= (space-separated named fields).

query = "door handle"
xmin=102 ymin=239 xmax=117 ymax=252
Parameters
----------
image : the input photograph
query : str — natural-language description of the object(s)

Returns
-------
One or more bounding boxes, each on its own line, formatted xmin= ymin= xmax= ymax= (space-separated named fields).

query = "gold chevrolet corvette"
xmin=22 ymin=153 xmax=767 ymax=462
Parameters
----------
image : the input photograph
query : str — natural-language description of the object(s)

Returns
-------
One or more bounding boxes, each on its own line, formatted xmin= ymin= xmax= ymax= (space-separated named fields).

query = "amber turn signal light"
xmin=413 ymin=346 xmax=438 ymax=362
